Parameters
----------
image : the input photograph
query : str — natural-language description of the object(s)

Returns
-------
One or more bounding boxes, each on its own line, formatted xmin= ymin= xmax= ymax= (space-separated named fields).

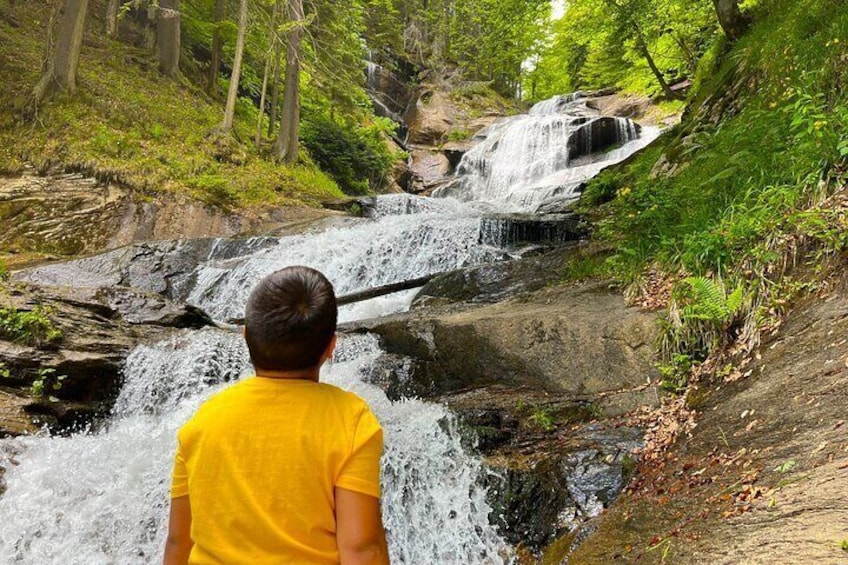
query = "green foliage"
xmin=656 ymin=353 xmax=693 ymax=392
xmin=528 ymin=406 xmax=556 ymax=432
xmin=0 ymin=361 xmax=9 ymax=380
xmin=773 ymin=460 xmax=797 ymax=474
xmin=30 ymin=367 xmax=66 ymax=399
xmin=301 ymin=115 xmax=399 ymax=195
xmin=660 ymin=277 xmax=746 ymax=360
xmin=526 ymin=0 xmax=717 ymax=100
xmin=0 ymin=259 xmax=8 ymax=282
xmin=841 ymin=539 xmax=848 ymax=553
xmin=0 ymin=305 xmax=63 ymax=346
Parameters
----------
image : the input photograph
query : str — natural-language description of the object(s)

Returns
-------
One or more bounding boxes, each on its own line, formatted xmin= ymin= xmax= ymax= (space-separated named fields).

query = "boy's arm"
xmin=163 ymin=495 xmax=193 ymax=565
xmin=335 ymin=487 xmax=390 ymax=565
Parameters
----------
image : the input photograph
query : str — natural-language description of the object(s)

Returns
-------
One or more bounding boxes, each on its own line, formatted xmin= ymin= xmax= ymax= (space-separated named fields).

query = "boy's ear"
xmin=322 ymin=334 xmax=338 ymax=363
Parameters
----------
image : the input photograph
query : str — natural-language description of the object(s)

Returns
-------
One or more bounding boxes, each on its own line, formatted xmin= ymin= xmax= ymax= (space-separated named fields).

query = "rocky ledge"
xmin=0 ymin=283 xmax=213 ymax=434
xmin=343 ymin=252 xmax=662 ymax=554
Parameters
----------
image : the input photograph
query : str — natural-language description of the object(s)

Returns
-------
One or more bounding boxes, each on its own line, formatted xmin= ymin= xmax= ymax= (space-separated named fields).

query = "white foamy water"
xmin=187 ymin=195 xmax=501 ymax=322
xmin=434 ymin=94 xmax=660 ymax=212
xmin=0 ymin=332 xmax=510 ymax=564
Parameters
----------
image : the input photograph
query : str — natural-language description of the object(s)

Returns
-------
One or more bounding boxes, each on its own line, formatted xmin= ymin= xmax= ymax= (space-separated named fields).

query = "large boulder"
xmin=348 ymin=281 xmax=660 ymax=410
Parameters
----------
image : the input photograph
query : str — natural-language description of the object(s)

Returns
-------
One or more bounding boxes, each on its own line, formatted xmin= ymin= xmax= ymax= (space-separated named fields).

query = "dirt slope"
xmin=568 ymin=285 xmax=848 ymax=564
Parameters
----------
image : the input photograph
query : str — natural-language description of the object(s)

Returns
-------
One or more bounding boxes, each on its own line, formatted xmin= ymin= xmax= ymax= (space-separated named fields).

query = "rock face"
xmin=0 ymin=167 xmax=340 ymax=267
xmin=478 ymin=213 xmax=589 ymax=248
xmin=0 ymin=167 xmax=249 ymax=262
xmin=351 ymin=282 xmax=659 ymax=403
xmin=347 ymin=275 xmax=659 ymax=551
xmin=14 ymin=237 xmax=279 ymax=303
xmin=568 ymin=286 xmax=848 ymax=564
xmin=0 ymin=283 xmax=213 ymax=434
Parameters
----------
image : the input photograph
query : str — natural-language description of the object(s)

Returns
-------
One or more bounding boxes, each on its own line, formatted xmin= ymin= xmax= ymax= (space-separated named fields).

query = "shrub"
xmin=301 ymin=116 xmax=399 ymax=196
xmin=0 ymin=305 xmax=63 ymax=346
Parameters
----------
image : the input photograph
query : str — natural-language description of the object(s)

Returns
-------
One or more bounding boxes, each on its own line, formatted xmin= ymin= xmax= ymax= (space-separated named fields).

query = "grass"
xmin=0 ymin=1 xmax=343 ymax=210
xmin=569 ymin=0 xmax=848 ymax=363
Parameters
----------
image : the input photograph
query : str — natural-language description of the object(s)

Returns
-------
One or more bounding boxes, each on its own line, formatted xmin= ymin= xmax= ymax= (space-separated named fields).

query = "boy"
xmin=164 ymin=266 xmax=390 ymax=565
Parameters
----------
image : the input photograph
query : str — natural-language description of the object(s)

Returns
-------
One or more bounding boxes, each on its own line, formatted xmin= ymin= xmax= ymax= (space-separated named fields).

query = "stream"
xmin=0 ymin=94 xmax=660 ymax=563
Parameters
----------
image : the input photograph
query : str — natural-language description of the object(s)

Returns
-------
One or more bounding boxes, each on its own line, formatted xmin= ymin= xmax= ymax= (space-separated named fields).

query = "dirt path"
xmin=568 ymin=286 xmax=848 ymax=564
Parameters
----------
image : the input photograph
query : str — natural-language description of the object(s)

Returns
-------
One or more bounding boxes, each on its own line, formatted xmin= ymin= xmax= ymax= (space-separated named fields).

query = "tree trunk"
xmin=156 ymin=0 xmax=180 ymax=77
xmin=206 ymin=0 xmax=225 ymax=96
xmin=635 ymin=35 xmax=682 ymax=100
xmin=32 ymin=0 xmax=89 ymax=104
xmin=255 ymin=3 xmax=280 ymax=148
xmin=105 ymin=0 xmax=119 ymax=37
xmin=274 ymin=0 xmax=304 ymax=164
xmin=267 ymin=1 xmax=284 ymax=137
xmin=712 ymin=0 xmax=749 ymax=41
xmin=221 ymin=0 xmax=248 ymax=132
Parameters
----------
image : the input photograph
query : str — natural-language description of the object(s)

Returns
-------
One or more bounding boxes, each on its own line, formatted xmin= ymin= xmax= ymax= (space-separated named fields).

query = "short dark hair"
xmin=244 ymin=266 xmax=338 ymax=371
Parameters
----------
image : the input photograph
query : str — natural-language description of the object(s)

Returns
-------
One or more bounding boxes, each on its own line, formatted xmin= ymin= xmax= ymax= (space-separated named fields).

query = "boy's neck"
xmin=255 ymin=367 xmax=321 ymax=382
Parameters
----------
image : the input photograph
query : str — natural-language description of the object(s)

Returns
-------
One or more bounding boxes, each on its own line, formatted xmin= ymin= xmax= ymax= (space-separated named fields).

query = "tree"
xmin=32 ymin=0 xmax=90 ymax=104
xmin=157 ymin=0 xmax=181 ymax=77
xmin=207 ymin=0 xmax=226 ymax=96
xmin=105 ymin=0 xmax=119 ymax=36
xmin=256 ymin=1 xmax=281 ymax=147
xmin=221 ymin=0 xmax=249 ymax=132
xmin=712 ymin=0 xmax=748 ymax=41
xmin=273 ymin=0 xmax=304 ymax=163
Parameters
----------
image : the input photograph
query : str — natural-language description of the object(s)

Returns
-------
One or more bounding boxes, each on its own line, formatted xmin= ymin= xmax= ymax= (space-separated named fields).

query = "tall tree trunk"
xmin=712 ymin=0 xmax=749 ymax=41
xmin=273 ymin=0 xmax=303 ymax=164
xmin=156 ymin=0 xmax=180 ymax=77
xmin=255 ymin=2 xmax=280 ymax=147
xmin=105 ymin=0 xmax=119 ymax=37
xmin=267 ymin=7 xmax=284 ymax=137
xmin=635 ymin=35 xmax=681 ymax=100
xmin=221 ymin=0 xmax=248 ymax=132
xmin=32 ymin=0 xmax=89 ymax=104
xmin=206 ymin=0 xmax=225 ymax=96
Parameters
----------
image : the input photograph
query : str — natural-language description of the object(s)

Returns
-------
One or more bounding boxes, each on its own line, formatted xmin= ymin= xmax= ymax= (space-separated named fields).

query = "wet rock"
xmin=485 ymin=426 xmax=642 ymax=551
xmin=478 ymin=213 xmax=588 ymax=248
xmin=366 ymin=62 xmax=414 ymax=125
xmin=350 ymin=281 xmax=660 ymax=402
xmin=412 ymin=247 xmax=577 ymax=307
xmin=0 ymin=283 xmax=215 ymax=434
xmin=14 ymin=237 xmax=279 ymax=303
xmin=567 ymin=118 xmax=642 ymax=161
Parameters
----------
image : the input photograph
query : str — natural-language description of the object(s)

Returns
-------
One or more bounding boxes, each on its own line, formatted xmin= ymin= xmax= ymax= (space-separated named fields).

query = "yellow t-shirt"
xmin=171 ymin=376 xmax=383 ymax=564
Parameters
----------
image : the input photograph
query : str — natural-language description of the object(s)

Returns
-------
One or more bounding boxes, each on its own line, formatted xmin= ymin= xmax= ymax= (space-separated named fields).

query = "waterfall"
xmin=186 ymin=196 xmax=502 ymax=322
xmin=434 ymin=94 xmax=661 ymax=213
xmin=0 ymin=331 xmax=509 ymax=564
xmin=1 ymin=91 xmax=666 ymax=564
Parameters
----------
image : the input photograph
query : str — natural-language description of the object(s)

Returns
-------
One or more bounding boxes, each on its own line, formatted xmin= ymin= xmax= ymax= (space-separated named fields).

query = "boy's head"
xmin=244 ymin=266 xmax=338 ymax=372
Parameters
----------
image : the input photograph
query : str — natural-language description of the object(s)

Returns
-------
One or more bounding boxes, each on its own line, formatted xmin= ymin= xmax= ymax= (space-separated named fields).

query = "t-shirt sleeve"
xmin=336 ymin=404 xmax=383 ymax=499
xmin=170 ymin=441 xmax=189 ymax=499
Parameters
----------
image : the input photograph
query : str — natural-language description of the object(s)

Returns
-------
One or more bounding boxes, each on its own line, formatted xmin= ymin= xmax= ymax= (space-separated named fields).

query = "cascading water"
xmin=1 ymin=91 xmax=663 ymax=564
xmin=434 ymin=93 xmax=661 ymax=213
xmin=0 ymin=331 xmax=509 ymax=563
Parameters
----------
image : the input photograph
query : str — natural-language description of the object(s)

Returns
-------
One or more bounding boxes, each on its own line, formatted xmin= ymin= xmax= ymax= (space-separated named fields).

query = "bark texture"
xmin=32 ymin=0 xmax=89 ymax=104
xmin=712 ymin=0 xmax=749 ymax=41
xmin=206 ymin=0 xmax=225 ymax=96
xmin=274 ymin=0 xmax=304 ymax=164
xmin=105 ymin=0 xmax=119 ymax=36
xmin=156 ymin=0 xmax=181 ymax=77
xmin=221 ymin=0 xmax=249 ymax=132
